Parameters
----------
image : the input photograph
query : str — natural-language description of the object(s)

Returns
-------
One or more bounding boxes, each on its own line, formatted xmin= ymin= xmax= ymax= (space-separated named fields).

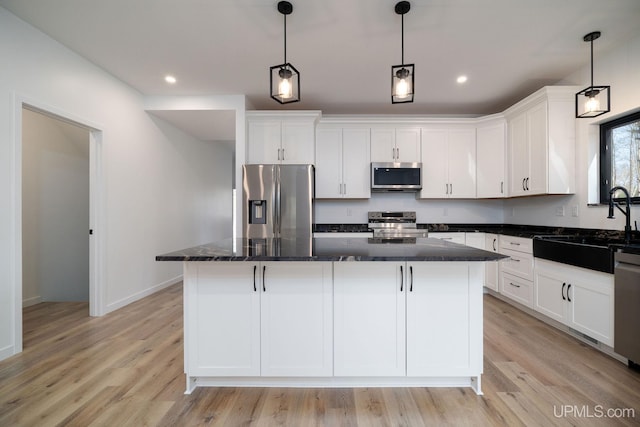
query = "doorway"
xmin=22 ymin=108 xmax=90 ymax=306
xmin=13 ymin=101 xmax=103 ymax=355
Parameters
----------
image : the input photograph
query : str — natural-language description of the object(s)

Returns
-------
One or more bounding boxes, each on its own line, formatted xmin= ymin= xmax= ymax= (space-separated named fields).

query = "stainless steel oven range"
xmin=367 ymin=211 xmax=428 ymax=239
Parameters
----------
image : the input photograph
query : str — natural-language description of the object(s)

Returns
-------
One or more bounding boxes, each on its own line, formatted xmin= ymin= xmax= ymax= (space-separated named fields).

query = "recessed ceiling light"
xmin=456 ymin=75 xmax=468 ymax=84
xmin=165 ymin=75 xmax=177 ymax=84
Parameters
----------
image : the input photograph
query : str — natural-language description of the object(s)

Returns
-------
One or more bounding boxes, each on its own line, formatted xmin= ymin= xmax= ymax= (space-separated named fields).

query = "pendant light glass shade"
xmin=391 ymin=1 xmax=414 ymax=104
xmin=270 ymin=1 xmax=300 ymax=104
xmin=576 ymin=31 xmax=610 ymax=118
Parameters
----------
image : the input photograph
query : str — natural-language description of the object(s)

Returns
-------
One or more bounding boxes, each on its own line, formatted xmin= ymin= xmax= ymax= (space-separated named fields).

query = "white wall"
xmin=0 ymin=7 xmax=235 ymax=361
xmin=22 ymin=108 xmax=90 ymax=304
xmin=505 ymin=33 xmax=640 ymax=231
xmin=316 ymin=194 xmax=505 ymax=224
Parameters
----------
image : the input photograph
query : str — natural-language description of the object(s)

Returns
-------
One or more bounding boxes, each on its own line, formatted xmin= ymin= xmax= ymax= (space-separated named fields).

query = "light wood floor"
xmin=1 ymin=283 xmax=639 ymax=426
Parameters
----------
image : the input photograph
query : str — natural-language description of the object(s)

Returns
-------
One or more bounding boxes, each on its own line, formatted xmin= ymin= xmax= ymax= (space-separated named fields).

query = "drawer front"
xmin=501 ymin=272 xmax=534 ymax=308
xmin=499 ymin=235 xmax=532 ymax=254
xmin=501 ymin=248 xmax=534 ymax=281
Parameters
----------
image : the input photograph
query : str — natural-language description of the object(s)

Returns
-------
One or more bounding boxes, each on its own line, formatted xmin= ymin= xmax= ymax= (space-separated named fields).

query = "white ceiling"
xmin=3 ymin=0 xmax=640 ymax=142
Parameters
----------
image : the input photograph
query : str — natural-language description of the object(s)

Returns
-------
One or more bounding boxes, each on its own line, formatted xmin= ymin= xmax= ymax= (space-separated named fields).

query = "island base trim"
xmin=185 ymin=375 xmax=483 ymax=395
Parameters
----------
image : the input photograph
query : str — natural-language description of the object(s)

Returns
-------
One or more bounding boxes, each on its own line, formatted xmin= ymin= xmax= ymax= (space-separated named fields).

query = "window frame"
xmin=599 ymin=110 xmax=640 ymax=204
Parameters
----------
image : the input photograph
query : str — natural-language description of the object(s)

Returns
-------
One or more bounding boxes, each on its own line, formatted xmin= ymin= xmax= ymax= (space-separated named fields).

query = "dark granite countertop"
xmin=156 ymin=237 xmax=508 ymax=262
xmin=313 ymin=223 xmax=634 ymax=241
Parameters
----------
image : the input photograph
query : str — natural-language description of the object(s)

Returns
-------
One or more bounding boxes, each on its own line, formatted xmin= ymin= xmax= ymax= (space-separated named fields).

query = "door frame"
xmin=12 ymin=93 xmax=105 ymax=354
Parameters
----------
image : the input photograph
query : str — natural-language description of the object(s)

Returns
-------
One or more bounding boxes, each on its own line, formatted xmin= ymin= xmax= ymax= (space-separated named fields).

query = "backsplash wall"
xmin=315 ymin=193 xmax=505 ymax=224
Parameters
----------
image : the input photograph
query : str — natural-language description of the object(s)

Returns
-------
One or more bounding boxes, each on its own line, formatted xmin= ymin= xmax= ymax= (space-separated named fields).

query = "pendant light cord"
xmin=590 ymin=37 xmax=594 ymax=87
xmin=401 ymin=13 xmax=405 ymax=64
xmin=283 ymin=14 xmax=287 ymax=64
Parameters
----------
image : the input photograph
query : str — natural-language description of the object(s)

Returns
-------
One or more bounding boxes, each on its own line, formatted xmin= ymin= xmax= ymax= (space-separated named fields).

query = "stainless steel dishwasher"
xmin=614 ymin=250 xmax=640 ymax=369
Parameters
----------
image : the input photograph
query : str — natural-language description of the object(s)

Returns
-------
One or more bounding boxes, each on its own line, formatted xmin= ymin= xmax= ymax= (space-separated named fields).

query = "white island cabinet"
xmin=161 ymin=237 xmax=504 ymax=395
xmin=184 ymin=261 xmax=332 ymax=389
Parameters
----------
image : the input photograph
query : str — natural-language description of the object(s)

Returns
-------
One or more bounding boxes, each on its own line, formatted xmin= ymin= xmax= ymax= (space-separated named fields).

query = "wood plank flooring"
xmin=1 ymin=283 xmax=639 ymax=426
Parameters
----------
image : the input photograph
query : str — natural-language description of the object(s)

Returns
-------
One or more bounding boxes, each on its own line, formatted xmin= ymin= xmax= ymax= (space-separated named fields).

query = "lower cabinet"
xmin=333 ymin=262 xmax=406 ymax=376
xmin=186 ymin=261 xmax=333 ymax=377
xmin=407 ymin=263 xmax=482 ymax=376
xmin=534 ymin=259 xmax=614 ymax=346
xmin=484 ymin=233 xmax=500 ymax=291
xmin=333 ymin=261 xmax=482 ymax=377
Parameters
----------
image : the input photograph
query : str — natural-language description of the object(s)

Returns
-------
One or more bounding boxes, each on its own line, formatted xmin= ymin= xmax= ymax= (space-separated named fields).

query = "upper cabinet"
xmin=505 ymin=87 xmax=576 ymax=197
xmin=315 ymin=125 xmax=371 ymax=199
xmin=476 ymin=118 xmax=506 ymax=198
xmin=246 ymin=111 xmax=320 ymax=164
xmin=419 ymin=126 xmax=476 ymax=199
xmin=370 ymin=127 xmax=421 ymax=163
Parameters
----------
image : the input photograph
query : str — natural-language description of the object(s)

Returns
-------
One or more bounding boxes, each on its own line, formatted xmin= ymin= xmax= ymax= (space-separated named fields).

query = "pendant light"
xmin=270 ymin=1 xmax=300 ymax=104
xmin=391 ymin=1 xmax=414 ymax=104
xmin=576 ymin=31 xmax=610 ymax=118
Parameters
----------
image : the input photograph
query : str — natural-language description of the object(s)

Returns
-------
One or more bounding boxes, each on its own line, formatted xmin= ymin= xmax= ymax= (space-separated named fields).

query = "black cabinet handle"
xmin=409 ymin=266 xmax=413 ymax=292
xmin=493 ymin=238 xmax=497 ymax=251
xmin=561 ymin=282 xmax=566 ymax=300
xmin=526 ymin=177 xmax=530 ymax=191
xmin=262 ymin=265 xmax=266 ymax=292
xmin=253 ymin=265 xmax=257 ymax=292
xmin=567 ymin=284 xmax=572 ymax=302
xmin=400 ymin=265 xmax=404 ymax=292
xmin=522 ymin=178 xmax=526 ymax=191
xmin=509 ymin=282 xmax=521 ymax=288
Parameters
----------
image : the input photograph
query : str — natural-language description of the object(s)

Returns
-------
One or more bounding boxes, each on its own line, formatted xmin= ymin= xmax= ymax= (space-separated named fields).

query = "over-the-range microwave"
xmin=371 ymin=162 xmax=422 ymax=192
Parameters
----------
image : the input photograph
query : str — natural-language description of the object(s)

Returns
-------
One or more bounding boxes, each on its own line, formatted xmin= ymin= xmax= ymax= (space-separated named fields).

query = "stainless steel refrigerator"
xmin=242 ymin=164 xmax=314 ymax=239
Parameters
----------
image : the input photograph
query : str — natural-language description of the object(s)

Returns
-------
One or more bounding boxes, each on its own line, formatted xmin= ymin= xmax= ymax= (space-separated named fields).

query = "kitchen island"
xmin=157 ymin=237 xmax=506 ymax=395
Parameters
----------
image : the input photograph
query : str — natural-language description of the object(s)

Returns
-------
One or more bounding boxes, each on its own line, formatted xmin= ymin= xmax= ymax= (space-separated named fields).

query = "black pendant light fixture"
xmin=576 ymin=31 xmax=610 ymax=118
xmin=391 ymin=1 xmax=414 ymax=104
xmin=270 ymin=1 xmax=300 ymax=104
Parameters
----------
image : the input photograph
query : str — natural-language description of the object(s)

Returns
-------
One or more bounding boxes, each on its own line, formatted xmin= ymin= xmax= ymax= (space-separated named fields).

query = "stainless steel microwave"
xmin=371 ymin=162 xmax=422 ymax=192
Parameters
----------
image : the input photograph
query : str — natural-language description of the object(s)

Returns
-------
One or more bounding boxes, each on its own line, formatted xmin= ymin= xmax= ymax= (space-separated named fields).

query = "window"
xmin=600 ymin=110 xmax=640 ymax=204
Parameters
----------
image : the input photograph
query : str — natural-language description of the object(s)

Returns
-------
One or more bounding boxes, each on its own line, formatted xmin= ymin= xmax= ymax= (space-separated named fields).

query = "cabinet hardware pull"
xmin=567 ymin=284 xmax=572 ymax=302
xmin=509 ymin=282 xmax=521 ymax=288
xmin=522 ymin=178 xmax=526 ymax=191
xmin=441 ymin=237 xmax=452 ymax=240
xmin=253 ymin=265 xmax=257 ymax=292
xmin=511 ymin=258 xmax=521 ymax=262
xmin=343 ymin=183 xmax=346 ymax=195
xmin=510 ymin=242 xmax=521 ymax=246
xmin=493 ymin=238 xmax=497 ymax=251
xmin=400 ymin=265 xmax=404 ymax=292
xmin=501 ymin=181 xmax=504 ymax=194
xmin=409 ymin=266 xmax=413 ymax=292
xmin=561 ymin=282 xmax=566 ymax=300
xmin=450 ymin=183 xmax=453 ymax=194
xmin=262 ymin=265 xmax=266 ymax=292
xmin=281 ymin=148 xmax=285 ymax=160
xmin=277 ymin=148 xmax=281 ymax=160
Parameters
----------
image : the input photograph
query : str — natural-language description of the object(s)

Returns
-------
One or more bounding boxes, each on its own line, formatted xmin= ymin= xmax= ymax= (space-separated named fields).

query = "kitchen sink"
xmin=532 ymin=235 xmax=640 ymax=273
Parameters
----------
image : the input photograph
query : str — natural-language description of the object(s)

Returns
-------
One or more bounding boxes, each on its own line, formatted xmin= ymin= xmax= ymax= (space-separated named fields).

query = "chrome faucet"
xmin=607 ymin=186 xmax=632 ymax=244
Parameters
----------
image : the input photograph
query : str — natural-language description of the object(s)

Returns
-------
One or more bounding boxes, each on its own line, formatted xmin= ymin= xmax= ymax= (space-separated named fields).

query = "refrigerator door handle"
xmin=275 ymin=168 xmax=281 ymax=236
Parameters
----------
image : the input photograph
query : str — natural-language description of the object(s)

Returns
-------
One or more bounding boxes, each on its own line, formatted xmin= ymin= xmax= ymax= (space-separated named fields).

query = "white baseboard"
xmin=105 ymin=275 xmax=182 ymax=314
xmin=0 ymin=344 xmax=16 ymax=362
xmin=22 ymin=295 xmax=43 ymax=308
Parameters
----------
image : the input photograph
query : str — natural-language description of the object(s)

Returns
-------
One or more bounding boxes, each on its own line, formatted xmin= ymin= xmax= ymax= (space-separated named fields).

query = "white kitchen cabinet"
xmin=484 ymin=233 xmax=500 ymax=292
xmin=185 ymin=262 xmax=261 ymax=377
xmin=534 ymin=259 xmax=614 ymax=346
xmin=506 ymin=87 xmax=576 ymax=197
xmin=476 ymin=119 xmax=506 ymax=198
xmin=407 ymin=262 xmax=483 ymax=376
xmin=185 ymin=261 xmax=332 ymax=379
xmin=464 ymin=232 xmax=485 ymax=250
xmin=260 ymin=262 xmax=333 ymax=376
xmin=246 ymin=111 xmax=320 ymax=164
xmin=430 ymin=232 xmax=466 ymax=245
xmin=420 ymin=127 xmax=476 ymax=199
xmin=498 ymin=235 xmax=534 ymax=308
xmin=334 ymin=262 xmax=406 ymax=376
xmin=370 ymin=127 xmax=421 ymax=162
xmin=315 ymin=126 xmax=371 ymax=199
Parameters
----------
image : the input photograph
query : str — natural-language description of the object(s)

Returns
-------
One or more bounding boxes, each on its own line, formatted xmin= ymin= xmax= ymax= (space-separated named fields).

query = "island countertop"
xmin=156 ymin=237 xmax=508 ymax=262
